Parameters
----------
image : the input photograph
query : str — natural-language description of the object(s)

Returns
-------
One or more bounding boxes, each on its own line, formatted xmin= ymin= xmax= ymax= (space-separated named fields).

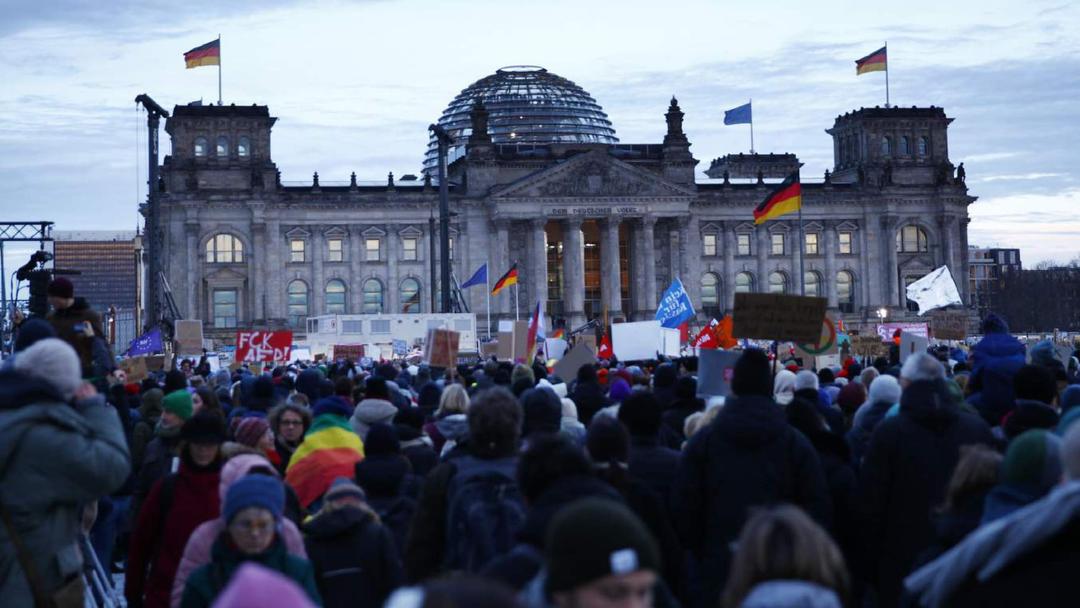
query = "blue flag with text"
xmin=655 ymin=278 xmax=696 ymax=328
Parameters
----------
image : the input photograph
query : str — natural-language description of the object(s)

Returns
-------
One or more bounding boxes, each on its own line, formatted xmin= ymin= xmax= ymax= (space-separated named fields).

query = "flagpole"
xmin=514 ymin=282 xmax=520 ymax=321
xmin=749 ymin=98 xmax=755 ymax=153
xmin=798 ymin=171 xmax=806 ymax=296
xmin=486 ymin=260 xmax=491 ymax=340
xmin=217 ymin=34 xmax=222 ymax=106
xmin=884 ymin=41 xmax=890 ymax=108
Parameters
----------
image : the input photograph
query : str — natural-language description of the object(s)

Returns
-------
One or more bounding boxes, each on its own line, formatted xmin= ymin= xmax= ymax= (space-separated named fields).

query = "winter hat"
xmin=794 ymin=370 xmax=820 ymax=392
xmin=731 ymin=349 xmax=772 ymax=397
xmin=1029 ymin=340 xmax=1060 ymax=369
xmin=561 ymin=398 xmax=578 ymax=420
xmin=324 ymin=476 xmax=366 ymax=503
xmin=363 ymin=423 xmax=400 ymax=456
xmin=13 ymin=318 xmax=56 ymax=353
xmin=141 ymin=388 xmax=164 ymax=414
xmin=1002 ymin=429 xmax=1063 ymax=490
xmin=312 ymin=396 xmax=352 ymax=419
xmin=981 ymin=313 xmax=1010 ymax=334
xmin=235 ymin=417 xmax=271 ymax=448
xmin=545 ymin=498 xmax=661 ymax=594
xmin=163 ymin=389 xmax=194 ymax=421
xmin=773 ymin=370 xmax=797 ymax=405
xmin=13 ymin=338 xmax=81 ymax=400
xmin=181 ymin=410 xmax=227 ymax=444
xmin=46 ymin=277 xmax=74 ymax=299
xmin=585 ymin=415 xmax=630 ymax=464
xmin=868 ymin=374 xmax=902 ymax=405
xmin=1061 ymin=385 xmax=1080 ymax=415
xmin=210 ymin=563 xmax=316 ymax=608
xmin=364 ymin=376 xmax=390 ymax=399
xmin=212 ymin=369 xmax=232 ymax=388
xmin=608 ymin=377 xmax=632 ymax=403
xmin=224 ymin=474 xmax=285 ymax=524
xmin=521 ymin=387 xmax=563 ymax=437
xmin=836 ymin=382 xmax=867 ymax=415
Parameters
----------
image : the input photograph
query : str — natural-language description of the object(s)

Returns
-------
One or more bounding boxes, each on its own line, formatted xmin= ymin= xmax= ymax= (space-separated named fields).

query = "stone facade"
xmin=153 ymin=98 xmax=975 ymax=339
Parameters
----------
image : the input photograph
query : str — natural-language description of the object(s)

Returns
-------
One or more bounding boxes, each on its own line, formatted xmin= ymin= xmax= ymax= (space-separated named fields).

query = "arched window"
xmin=837 ymin=270 xmax=855 ymax=313
xmin=194 ymin=137 xmax=208 ymax=158
xmin=216 ymin=136 xmax=229 ymax=158
xmin=287 ymin=280 xmax=308 ymax=327
xmin=918 ymin=137 xmax=929 ymax=156
xmin=400 ymin=278 xmax=421 ymax=313
xmin=325 ymin=279 xmax=347 ymax=314
xmin=362 ymin=279 xmax=384 ymax=314
xmin=768 ymin=271 xmax=787 ymax=294
xmin=701 ymin=273 xmax=720 ymax=315
xmin=896 ymin=225 xmax=929 ymax=253
xmin=804 ymin=271 xmax=822 ymax=297
xmin=880 ymin=136 xmax=891 ymax=157
xmin=205 ymin=233 xmax=243 ymax=263
xmin=237 ymin=136 xmax=250 ymax=158
xmin=900 ymin=136 xmax=910 ymax=155
xmin=735 ymin=272 xmax=754 ymax=293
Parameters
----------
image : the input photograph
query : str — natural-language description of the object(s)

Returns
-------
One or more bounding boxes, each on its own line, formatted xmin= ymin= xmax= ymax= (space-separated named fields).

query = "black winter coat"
xmin=303 ymin=506 xmax=403 ymax=608
xmin=674 ymin=394 xmax=831 ymax=608
xmin=628 ymin=435 xmax=680 ymax=510
xmin=660 ymin=397 xmax=703 ymax=449
xmin=806 ymin=429 xmax=862 ymax=578
xmin=860 ymin=379 xmax=993 ymax=608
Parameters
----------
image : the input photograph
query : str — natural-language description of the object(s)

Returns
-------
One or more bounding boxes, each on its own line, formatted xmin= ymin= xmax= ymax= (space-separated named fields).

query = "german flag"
xmin=491 ymin=263 xmax=519 ymax=295
xmin=184 ymin=39 xmax=220 ymax=69
xmin=753 ymin=173 xmax=802 ymax=224
xmin=856 ymin=46 xmax=887 ymax=75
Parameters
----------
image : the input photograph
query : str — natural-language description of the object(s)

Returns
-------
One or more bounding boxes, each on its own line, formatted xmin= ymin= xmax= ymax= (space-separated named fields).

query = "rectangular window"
xmin=327 ymin=238 xmax=343 ymax=262
xmin=805 ymin=233 xmax=819 ymax=255
xmin=448 ymin=237 xmax=454 ymax=261
xmin=289 ymin=239 xmax=305 ymax=263
xmin=703 ymin=234 xmax=717 ymax=257
xmin=737 ymin=233 xmax=751 ymax=256
xmin=771 ymin=233 xmax=785 ymax=255
xmin=370 ymin=319 xmax=391 ymax=334
xmin=403 ymin=238 xmax=418 ymax=261
xmin=342 ymin=320 xmax=363 ymax=334
xmin=213 ymin=289 xmax=237 ymax=329
xmin=365 ymin=238 xmax=381 ymax=261
xmin=839 ymin=231 xmax=853 ymax=255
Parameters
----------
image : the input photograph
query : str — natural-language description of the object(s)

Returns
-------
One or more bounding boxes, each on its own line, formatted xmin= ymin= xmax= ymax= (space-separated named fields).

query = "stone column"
xmin=959 ymin=218 xmax=971 ymax=305
xmin=601 ymin=218 xmax=622 ymax=317
xmin=791 ymin=223 xmax=803 ymax=295
xmin=386 ymin=225 xmax=399 ymax=313
xmin=641 ymin=217 xmax=658 ymax=314
xmin=680 ymin=215 xmax=702 ymax=317
xmin=825 ymin=223 xmax=838 ymax=308
xmin=184 ymin=222 xmax=199 ymax=319
xmin=311 ymin=228 xmax=325 ymax=315
xmin=349 ymin=226 xmax=363 ymax=314
xmin=860 ymin=215 xmax=875 ymax=309
xmin=883 ymin=216 xmax=900 ymax=306
xmin=668 ymin=224 xmax=681 ymax=287
xmin=531 ymin=218 xmax=548 ymax=309
xmin=756 ymin=225 xmax=768 ymax=292
xmin=563 ymin=218 xmax=585 ymax=327
xmin=251 ymin=222 xmax=266 ymax=321
xmin=494 ymin=219 xmax=511 ymax=317
xmin=265 ymin=219 xmax=282 ymax=319
xmin=723 ymin=222 xmax=736 ymax=309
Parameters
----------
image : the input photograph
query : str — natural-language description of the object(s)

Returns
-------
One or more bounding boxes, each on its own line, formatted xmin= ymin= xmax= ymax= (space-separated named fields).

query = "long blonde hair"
xmin=436 ymin=383 xmax=470 ymax=417
xmin=721 ymin=505 xmax=850 ymax=608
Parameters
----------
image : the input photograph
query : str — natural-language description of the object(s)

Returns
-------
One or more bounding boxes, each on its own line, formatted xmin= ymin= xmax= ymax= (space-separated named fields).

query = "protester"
xmin=286 ymin=396 xmax=365 ymax=511
xmin=393 ymin=407 xmax=439 ymax=477
xmin=967 ymin=313 xmax=1026 ymax=426
xmin=207 ymin=563 xmax=316 ymax=608
xmin=234 ymin=417 xmax=281 ymax=468
xmin=558 ymin=398 xmax=586 ymax=444
xmin=847 ymin=374 xmax=902 ymax=468
xmin=354 ymin=423 xmax=418 ymax=556
xmin=351 ymin=376 xmax=398 ymax=441
xmin=132 ymin=389 xmax=194 ymax=520
xmin=772 ymin=368 xmax=797 ymax=406
xmin=132 ymin=388 xmax=166 ymax=472
xmin=44 ymin=277 xmax=110 ymax=380
xmin=269 ymin=403 xmax=312 ymax=475
xmin=520 ymin=386 xmax=564 ymax=442
xmin=1003 ymin=364 xmax=1060 ymax=439
xmin=659 ymin=376 xmax=703 ymax=449
xmin=571 ymin=365 xmax=610 ymax=426
xmin=618 ymin=392 xmax=681 ymax=508
xmin=981 ymin=429 xmax=1062 ymax=524
xmin=423 ymin=383 xmax=470 ymax=455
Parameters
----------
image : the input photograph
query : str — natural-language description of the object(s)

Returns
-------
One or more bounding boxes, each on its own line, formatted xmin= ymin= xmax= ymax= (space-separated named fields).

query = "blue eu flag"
xmin=724 ymin=102 xmax=752 ymax=125
xmin=461 ymin=263 xmax=488 ymax=289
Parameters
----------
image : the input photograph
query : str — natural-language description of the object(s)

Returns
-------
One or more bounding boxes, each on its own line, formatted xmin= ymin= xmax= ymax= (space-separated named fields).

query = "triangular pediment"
xmin=700 ymin=222 xmax=721 ymax=232
xmin=324 ymin=226 xmax=348 ymax=238
xmin=734 ymin=222 xmax=757 ymax=232
xmin=362 ymin=226 xmax=387 ymax=237
xmin=205 ymin=266 xmax=247 ymax=281
xmin=489 ymin=150 xmax=695 ymax=199
xmin=803 ymin=221 xmax=825 ymax=232
xmin=285 ymin=227 xmax=310 ymax=238
xmin=836 ymin=220 xmax=859 ymax=231
xmin=398 ymin=226 xmax=423 ymax=237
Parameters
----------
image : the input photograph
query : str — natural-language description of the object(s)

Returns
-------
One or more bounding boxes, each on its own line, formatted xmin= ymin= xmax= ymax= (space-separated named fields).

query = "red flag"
xmin=598 ymin=334 xmax=613 ymax=360
xmin=678 ymin=321 xmax=690 ymax=343
xmin=692 ymin=319 xmax=720 ymax=349
xmin=715 ymin=314 xmax=738 ymax=349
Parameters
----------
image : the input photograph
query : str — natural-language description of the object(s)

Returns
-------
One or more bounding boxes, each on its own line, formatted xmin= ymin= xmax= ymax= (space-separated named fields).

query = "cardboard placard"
xmin=498 ymin=320 xmax=515 ymax=333
xmin=697 ymin=349 xmax=741 ymax=397
xmin=900 ymin=331 xmax=930 ymax=363
xmin=732 ymin=293 xmax=828 ymax=344
xmin=660 ymin=328 xmax=681 ymax=358
xmin=612 ymin=321 xmax=662 ymax=361
xmin=553 ymin=343 xmax=597 ymax=383
xmin=482 ymin=340 xmax=500 ymax=358
xmin=392 ymin=339 xmax=409 ymax=356
xmin=119 ymin=356 xmax=149 ymax=383
xmin=545 ymin=338 xmax=569 ymax=361
xmin=290 ymin=347 xmax=313 ymax=362
xmin=930 ymin=311 xmax=968 ymax=340
xmin=511 ymin=321 xmax=530 ymax=363
xmin=236 ymin=331 xmax=293 ymax=362
xmin=577 ymin=334 xmax=597 ymax=352
xmin=497 ymin=331 xmax=514 ymax=361
xmin=145 ymin=354 xmax=166 ymax=372
xmin=175 ymin=320 xmax=204 ymax=355
xmin=423 ymin=328 xmax=461 ymax=368
xmin=850 ymin=335 xmax=888 ymax=357
xmin=332 ymin=344 xmax=365 ymax=362
xmin=815 ymin=354 xmax=842 ymax=370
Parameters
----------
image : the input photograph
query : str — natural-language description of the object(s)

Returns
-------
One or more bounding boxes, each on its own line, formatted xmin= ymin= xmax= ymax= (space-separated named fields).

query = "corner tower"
xmin=826 ymin=106 xmax=956 ymax=187
xmin=162 ymin=103 xmax=278 ymax=192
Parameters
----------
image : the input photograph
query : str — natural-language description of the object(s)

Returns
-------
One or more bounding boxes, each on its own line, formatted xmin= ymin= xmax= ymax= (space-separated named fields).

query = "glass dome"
xmin=422 ymin=66 xmax=618 ymax=173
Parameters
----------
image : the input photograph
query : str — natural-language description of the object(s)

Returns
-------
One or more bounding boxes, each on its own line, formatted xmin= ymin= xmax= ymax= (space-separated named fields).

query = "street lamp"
xmin=877 ymin=307 xmax=888 ymax=321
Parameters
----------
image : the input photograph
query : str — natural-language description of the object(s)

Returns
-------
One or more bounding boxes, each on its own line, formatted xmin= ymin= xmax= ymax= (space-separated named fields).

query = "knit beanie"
xmin=868 ymin=374 xmax=901 ymax=405
xmin=13 ymin=338 xmax=81 ymax=401
xmin=235 ymin=417 xmax=271 ymax=448
xmin=13 ymin=318 xmax=56 ymax=353
xmin=363 ymin=423 xmax=400 ymax=456
xmin=224 ymin=475 xmax=285 ymax=524
xmin=511 ymin=364 xmax=536 ymax=388
xmin=1002 ymin=429 xmax=1063 ymax=490
xmin=47 ymin=277 xmax=74 ymax=299
xmin=545 ymin=498 xmax=660 ymax=594
xmin=608 ymin=378 xmax=632 ymax=403
xmin=794 ymin=370 xmax=820 ymax=392
xmin=312 ymin=396 xmax=353 ymax=419
xmin=141 ymin=388 xmax=165 ymax=415
xmin=163 ymin=389 xmax=194 ymax=421
xmin=181 ymin=410 xmax=227 ymax=444
xmin=210 ymin=563 xmax=316 ymax=608
xmin=324 ymin=477 xmax=366 ymax=503
xmin=731 ymin=349 xmax=772 ymax=398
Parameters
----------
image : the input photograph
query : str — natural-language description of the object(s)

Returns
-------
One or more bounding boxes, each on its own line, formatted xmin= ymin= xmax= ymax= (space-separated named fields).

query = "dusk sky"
xmin=2 ymin=0 xmax=1078 ymax=270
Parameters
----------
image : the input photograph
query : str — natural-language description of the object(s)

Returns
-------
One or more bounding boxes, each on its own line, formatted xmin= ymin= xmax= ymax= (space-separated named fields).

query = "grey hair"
xmin=1063 ymin=422 xmax=1080 ymax=480
xmin=900 ymin=353 xmax=945 ymax=382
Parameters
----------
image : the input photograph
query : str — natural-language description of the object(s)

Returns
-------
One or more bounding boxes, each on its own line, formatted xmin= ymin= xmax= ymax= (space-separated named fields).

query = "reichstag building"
xmin=154 ymin=65 xmax=974 ymax=339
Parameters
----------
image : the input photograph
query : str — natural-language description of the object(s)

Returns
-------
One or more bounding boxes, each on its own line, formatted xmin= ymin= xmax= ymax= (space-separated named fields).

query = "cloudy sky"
xmin=2 ymin=0 xmax=1078 ymax=273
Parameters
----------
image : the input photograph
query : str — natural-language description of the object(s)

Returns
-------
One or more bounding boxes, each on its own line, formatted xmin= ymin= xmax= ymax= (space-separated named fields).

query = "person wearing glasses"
xmin=269 ymin=404 xmax=312 ymax=475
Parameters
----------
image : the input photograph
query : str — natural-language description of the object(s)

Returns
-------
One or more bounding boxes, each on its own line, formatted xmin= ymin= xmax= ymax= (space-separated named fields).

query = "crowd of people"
xmin=3 ymin=300 xmax=1080 ymax=608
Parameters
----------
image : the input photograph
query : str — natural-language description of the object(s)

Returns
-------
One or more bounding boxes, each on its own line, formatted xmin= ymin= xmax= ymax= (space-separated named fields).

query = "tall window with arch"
xmin=735 ymin=272 xmax=754 ymax=293
xmin=837 ymin=270 xmax=855 ymax=313
xmin=768 ymin=271 xmax=787 ymax=294
xmin=880 ymin=136 xmax=891 ymax=157
xmin=287 ymin=280 xmax=308 ymax=327
xmin=194 ymin=137 xmax=208 ymax=158
xmin=400 ymin=278 xmax=421 ymax=313
xmin=918 ymin=137 xmax=929 ymax=157
xmin=325 ymin=279 xmax=347 ymax=314
xmin=362 ymin=279 xmax=384 ymax=314
xmin=700 ymin=272 xmax=721 ymax=317
xmin=205 ymin=234 xmax=243 ymax=263
xmin=216 ymin=136 xmax=229 ymax=158
xmin=804 ymin=271 xmax=822 ymax=297
xmin=900 ymin=136 xmax=910 ymax=155
xmin=896 ymin=225 xmax=929 ymax=253
xmin=237 ymin=136 xmax=250 ymax=158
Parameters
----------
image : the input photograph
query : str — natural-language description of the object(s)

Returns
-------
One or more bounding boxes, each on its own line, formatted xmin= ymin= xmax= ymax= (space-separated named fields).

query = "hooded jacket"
xmin=350 ymin=398 xmax=398 ymax=440
xmin=180 ymin=535 xmax=319 ymax=608
xmin=46 ymin=297 xmax=105 ymax=377
xmin=423 ymin=413 xmax=468 ymax=457
xmin=303 ymin=505 xmax=402 ymax=608
xmin=739 ymin=580 xmax=843 ymax=608
xmin=132 ymin=388 xmax=165 ymax=470
xmin=673 ymin=393 xmax=831 ymax=607
xmin=968 ymin=317 xmax=1026 ymax=426
xmin=169 ymin=454 xmax=307 ymax=608
xmin=0 ymin=374 xmax=129 ymax=607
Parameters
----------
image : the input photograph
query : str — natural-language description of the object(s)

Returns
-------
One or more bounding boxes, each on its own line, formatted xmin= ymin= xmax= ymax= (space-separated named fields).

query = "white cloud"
xmin=976 ymin=172 xmax=1066 ymax=182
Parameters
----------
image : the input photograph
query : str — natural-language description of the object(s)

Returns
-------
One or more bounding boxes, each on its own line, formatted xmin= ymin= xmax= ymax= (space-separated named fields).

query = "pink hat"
xmin=234 ymin=417 xmax=270 ymax=448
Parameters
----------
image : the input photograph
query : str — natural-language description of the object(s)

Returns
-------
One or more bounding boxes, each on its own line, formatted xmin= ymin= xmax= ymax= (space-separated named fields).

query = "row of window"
xmin=700 ymin=269 xmax=858 ymax=312
xmin=193 ymin=136 xmax=251 ymax=159
xmin=702 ymin=226 xmax=929 ymax=257
xmin=286 ymin=278 xmax=422 ymax=326
xmin=205 ymin=233 xmax=450 ymax=264
xmin=838 ymin=133 xmax=930 ymax=165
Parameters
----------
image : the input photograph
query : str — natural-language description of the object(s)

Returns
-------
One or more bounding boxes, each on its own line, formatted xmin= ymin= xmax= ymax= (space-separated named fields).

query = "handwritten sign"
xmin=235 ymin=331 xmax=293 ymax=362
xmin=876 ymin=322 xmax=928 ymax=341
xmin=423 ymin=328 xmax=460 ymax=369
xmin=930 ymin=311 xmax=968 ymax=340
xmin=332 ymin=344 xmax=365 ymax=362
xmin=175 ymin=320 xmax=204 ymax=356
xmin=732 ymin=293 xmax=828 ymax=344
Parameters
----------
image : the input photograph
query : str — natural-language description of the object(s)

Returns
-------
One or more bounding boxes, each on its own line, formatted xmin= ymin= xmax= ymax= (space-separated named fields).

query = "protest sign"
xmin=876 ymin=322 xmax=928 ymax=341
xmin=660 ymin=327 xmax=681 ymax=357
xmin=392 ymin=339 xmax=409 ymax=356
xmin=290 ymin=347 xmax=313 ymax=362
xmin=797 ymin=317 xmax=839 ymax=356
xmin=815 ymin=354 xmax=841 ymax=370
xmin=119 ymin=356 xmax=149 ymax=383
xmin=175 ymin=320 xmax=204 ymax=355
xmin=697 ymin=349 xmax=741 ymax=397
xmin=577 ymin=334 xmax=597 ymax=352
xmin=497 ymin=331 xmax=514 ymax=361
xmin=930 ymin=311 xmax=968 ymax=340
xmin=498 ymin=320 xmax=515 ymax=333
xmin=332 ymin=344 xmax=364 ymax=362
xmin=482 ymin=340 xmax=499 ymax=358
xmin=511 ymin=321 xmax=530 ymax=363
xmin=235 ymin=330 xmax=293 ymax=362
xmin=553 ymin=343 xmax=596 ymax=382
xmin=545 ymin=338 xmax=569 ymax=361
xmin=850 ymin=335 xmax=888 ymax=357
xmin=732 ymin=293 xmax=828 ymax=344
xmin=423 ymin=328 xmax=460 ymax=368
xmin=206 ymin=355 xmax=221 ymax=373
xmin=899 ymin=331 xmax=930 ymax=363
xmin=612 ymin=321 xmax=662 ymax=361
xmin=655 ymin=278 xmax=696 ymax=328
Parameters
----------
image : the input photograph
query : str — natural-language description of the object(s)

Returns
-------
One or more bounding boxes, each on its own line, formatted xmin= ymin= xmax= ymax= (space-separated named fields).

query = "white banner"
xmin=905 ymin=266 xmax=963 ymax=316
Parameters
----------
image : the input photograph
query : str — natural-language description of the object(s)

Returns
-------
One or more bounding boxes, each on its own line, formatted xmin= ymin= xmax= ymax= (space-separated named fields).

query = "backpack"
xmin=443 ymin=455 xmax=526 ymax=573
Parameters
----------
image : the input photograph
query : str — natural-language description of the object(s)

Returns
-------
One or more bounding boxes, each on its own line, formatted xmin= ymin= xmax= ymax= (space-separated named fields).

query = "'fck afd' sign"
xmin=236 ymin=331 xmax=293 ymax=363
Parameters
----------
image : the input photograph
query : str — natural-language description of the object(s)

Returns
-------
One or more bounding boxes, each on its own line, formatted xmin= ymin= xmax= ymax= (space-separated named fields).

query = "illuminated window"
xmin=289 ymin=239 xmax=305 ymax=263
xmin=805 ymin=233 xmax=819 ymax=255
xmin=237 ymin=136 xmax=250 ymax=158
xmin=839 ymin=231 xmax=853 ymax=255
xmin=206 ymin=234 xmax=243 ymax=263
xmin=804 ymin=271 xmax=821 ymax=297
xmin=287 ymin=281 xmax=308 ymax=326
xmin=737 ymin=233 xmax=751 ymax=256
xmin=365 ymin=239 xmax=381 ymax=261
xmin=327 ymin=238 xmax=343 ymax=262
xmin=701 ymin=272 xmax=720 ymax=314
xmin=769 ymin=271 xmax=787 ymax=294
xmin=213 ymin=289 xmax=237 ymax=328
xmin=362 ymin=279 xmax=384 ymax=314
xmin=771 ymin=233 xmax=785 ymax=256
xmin=896 ymin=225 xmax=929 ymax=253
xmin=400 ymin=278 xmax=421 ymax=313
xmin=325 ymin=280 xmax=346 ymax=314
xmin=703 ymin=234 xmax=717 ymax=257
xmin=837 ymin=271 xmax=855 ymax=313
xmin=735 ymin=272 xmax=754 ymax=293
xmin=216 ymin=136 xmax=229 ymax=158
xmin=194 ymin=137 xmax=208 ymax=158
xmin=403 ymin=238 xmax=418 ymax=261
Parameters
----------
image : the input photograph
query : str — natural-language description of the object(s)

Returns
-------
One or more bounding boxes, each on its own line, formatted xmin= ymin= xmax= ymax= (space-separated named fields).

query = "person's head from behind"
xmin=517 ymin=434 xmax=592 ymax=505
xmin=437 ymin=383 xmax=470 ymax=417
xmin=12 ymin=337 xmax=82 ymax=401
xmin=180 ymin=410 xmax=227 ymax=467
xmin=899 ymin=352 xmax=946 ymax=388
xmin=941 ymin=444 xmax=1001 ymax=512
xmin=224 ymin=475 xmax=285 ymax=555
xmin=322 ymin=477 xmax=368 ymax=512
xmin=46 ymin=277 xmax=75 ymax=311
xmin=578 ymin=364 xmax=598 ymax=385
xmin=617 ymin=392 xmax=662 ymax=439
xmin=545 ymin=498 xmax=660 ymax=608
xmin=1013 ymin=364 xmax=1058 ymax=406
xmin=365 ymin=376 xmax=390 ymax=400
xmin=468 ymin=387 xmax=523 ymax=458
xmin=721 ymin=505 xmax=850 ymax=608
xmin=1063 ymin=422 xmax=1080 ymax=481
xmin=731 ymin=349 xmax=772 ymax=398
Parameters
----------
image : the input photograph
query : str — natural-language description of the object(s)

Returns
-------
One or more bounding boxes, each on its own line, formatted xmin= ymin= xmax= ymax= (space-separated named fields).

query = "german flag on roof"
xmin=856 ymin=46 xmax=887 ymax=75
xmin=184 ymin=39 xmax=220 ymax=69
xmin=753 ymin=173 xmax=802 ymax=224
xmin=491 ymin=263 xmax=519 ymax=295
